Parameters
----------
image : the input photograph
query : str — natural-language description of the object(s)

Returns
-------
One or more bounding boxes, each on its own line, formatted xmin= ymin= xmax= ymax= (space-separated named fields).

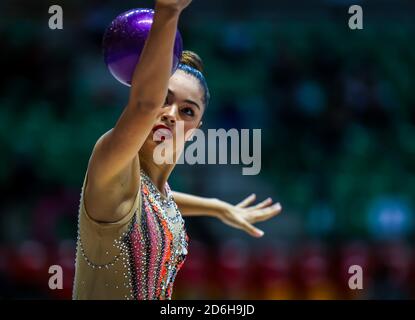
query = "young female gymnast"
xmin=73 ymin=0 xmax=282 ymax=300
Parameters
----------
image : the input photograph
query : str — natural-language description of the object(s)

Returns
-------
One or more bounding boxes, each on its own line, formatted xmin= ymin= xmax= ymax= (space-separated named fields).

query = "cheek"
xmin=183 ymin=121 xmax=200 ymax=140
xmin=186 ymin=116 xmax=202 ymax=130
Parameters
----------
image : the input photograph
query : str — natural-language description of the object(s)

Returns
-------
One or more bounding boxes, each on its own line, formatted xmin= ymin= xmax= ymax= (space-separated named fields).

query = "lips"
xmin=152 ymin=124 xmax=173 ymax=141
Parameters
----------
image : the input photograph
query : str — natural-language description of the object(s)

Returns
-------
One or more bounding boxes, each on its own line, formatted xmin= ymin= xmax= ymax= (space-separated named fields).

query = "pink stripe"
xmin=145 ymin=207 xmax=159 ymax=299
xmin=156 ymin=214 xmax=171 ymax=299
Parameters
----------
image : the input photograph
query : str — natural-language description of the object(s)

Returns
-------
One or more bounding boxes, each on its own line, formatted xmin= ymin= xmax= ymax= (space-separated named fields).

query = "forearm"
xmin=172 ymin=191 xmax=227 ymax=217
xmin=129 ymin=4 xmax=181 ymax=108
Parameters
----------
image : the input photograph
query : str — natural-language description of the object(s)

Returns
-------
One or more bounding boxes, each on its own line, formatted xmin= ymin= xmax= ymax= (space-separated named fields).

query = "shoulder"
xmin=83 ymin=151 xmax=141 ymax=224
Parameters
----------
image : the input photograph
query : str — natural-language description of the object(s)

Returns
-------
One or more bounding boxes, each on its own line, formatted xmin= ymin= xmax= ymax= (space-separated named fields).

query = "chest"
xmin=140 ymin=185 xmax=188 ymax=259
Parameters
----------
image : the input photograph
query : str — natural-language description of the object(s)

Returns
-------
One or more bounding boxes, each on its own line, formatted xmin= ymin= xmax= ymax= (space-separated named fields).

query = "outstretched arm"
xmin=172 ymin=191 xmax=282 ymax=238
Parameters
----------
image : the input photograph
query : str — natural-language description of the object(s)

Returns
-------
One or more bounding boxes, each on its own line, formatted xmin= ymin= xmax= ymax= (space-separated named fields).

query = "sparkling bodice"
xmin=132 ymin=170 xmax=189 ymax=299
xmin=73 ymin=169 xmax=189 ymax=300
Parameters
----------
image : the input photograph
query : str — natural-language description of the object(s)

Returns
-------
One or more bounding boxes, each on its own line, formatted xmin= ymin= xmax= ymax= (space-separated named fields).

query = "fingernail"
xmin=274 ymin=203 xmax=281 ymax=209
xmin=257 ymin=230 xmax=264 ymax=237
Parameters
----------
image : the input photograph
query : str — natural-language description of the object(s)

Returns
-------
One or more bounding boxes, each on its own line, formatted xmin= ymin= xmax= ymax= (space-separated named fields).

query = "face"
xmin=140 ymin=69 xmax=205 ymax=164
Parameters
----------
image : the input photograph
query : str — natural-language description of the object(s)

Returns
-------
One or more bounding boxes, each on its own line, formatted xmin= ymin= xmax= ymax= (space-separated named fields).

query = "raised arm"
xmin=91 ymin=1 xmax=191 ymax=185
xmin=85 ymin=1 xmax=192 ymax=222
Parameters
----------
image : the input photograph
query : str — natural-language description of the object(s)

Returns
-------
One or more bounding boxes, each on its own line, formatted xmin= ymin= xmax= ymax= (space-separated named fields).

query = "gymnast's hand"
xmin=156 ymin=0 xmax=192 ymax=12
xmin=172 ymin=191 xmax=282 ymax=238
xmin=216 ymin=194 xmax=282 ymax=238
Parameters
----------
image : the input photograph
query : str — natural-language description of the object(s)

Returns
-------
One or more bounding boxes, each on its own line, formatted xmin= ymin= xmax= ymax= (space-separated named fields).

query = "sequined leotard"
xmin=72 ymin=169 xmax=189 ymax=300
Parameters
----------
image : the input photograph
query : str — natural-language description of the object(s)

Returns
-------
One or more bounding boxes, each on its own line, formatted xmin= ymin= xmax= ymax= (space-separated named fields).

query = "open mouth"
xmin=152 ymin=125 xmax=173 ymax=141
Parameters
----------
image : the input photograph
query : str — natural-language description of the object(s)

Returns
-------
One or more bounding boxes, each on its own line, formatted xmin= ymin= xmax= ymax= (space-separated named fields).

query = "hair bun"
xmin=180 ymin=50 xmax=204 ymax=73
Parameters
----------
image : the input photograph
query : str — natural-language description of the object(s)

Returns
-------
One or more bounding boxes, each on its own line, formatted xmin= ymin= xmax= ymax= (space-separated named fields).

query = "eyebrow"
xmin=168 ymin=89 xmax=201 ymax=110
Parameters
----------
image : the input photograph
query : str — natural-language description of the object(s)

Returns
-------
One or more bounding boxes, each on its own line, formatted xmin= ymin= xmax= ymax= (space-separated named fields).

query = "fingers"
xmin=237 ymin=218 xmax=264 ymax=238
xmin=233 ymin=194 xmax=282 ymax=236
xmin=248 ymin=203 xmax=282 ymax=224
xmin=248 ymin=197 xmax=273 ymax=211
xmin=236 ymin=193 xmax=256 ymax=208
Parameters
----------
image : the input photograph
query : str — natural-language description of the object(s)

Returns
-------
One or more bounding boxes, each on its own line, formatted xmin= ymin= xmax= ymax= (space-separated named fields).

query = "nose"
xmin=161 ymin=105 xmax=177 ymax=125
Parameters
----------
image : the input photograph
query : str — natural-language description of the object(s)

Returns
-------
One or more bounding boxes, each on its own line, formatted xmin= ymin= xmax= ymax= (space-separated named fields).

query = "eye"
xmin=181 ymin=107 xmax=195 ymax=117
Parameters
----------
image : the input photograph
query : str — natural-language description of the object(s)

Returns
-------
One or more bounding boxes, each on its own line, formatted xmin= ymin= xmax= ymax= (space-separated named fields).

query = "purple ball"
xmin=103 ymin=8 xmax=183 ymax=87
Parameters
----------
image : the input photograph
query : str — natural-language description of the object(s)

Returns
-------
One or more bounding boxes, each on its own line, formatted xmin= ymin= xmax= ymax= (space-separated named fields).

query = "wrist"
xmin=208 ymin=198 xmax=230 ymax=219
xmin=155 ymin=3 xmax=183 ymax=16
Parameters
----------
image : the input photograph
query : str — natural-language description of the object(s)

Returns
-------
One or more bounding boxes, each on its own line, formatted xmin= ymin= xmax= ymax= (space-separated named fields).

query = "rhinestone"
xmin=74 ymin=168 xmax=189 ymax=300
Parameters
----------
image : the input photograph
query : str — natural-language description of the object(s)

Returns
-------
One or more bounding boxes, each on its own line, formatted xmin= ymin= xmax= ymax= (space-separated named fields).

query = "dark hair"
xmin=177 ymin=50 xmax=210 ymax=108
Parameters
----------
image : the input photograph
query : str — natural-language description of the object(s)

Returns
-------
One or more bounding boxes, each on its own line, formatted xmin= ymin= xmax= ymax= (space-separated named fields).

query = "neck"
xmin=139 ymin=155 xmax=175 ymax=198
